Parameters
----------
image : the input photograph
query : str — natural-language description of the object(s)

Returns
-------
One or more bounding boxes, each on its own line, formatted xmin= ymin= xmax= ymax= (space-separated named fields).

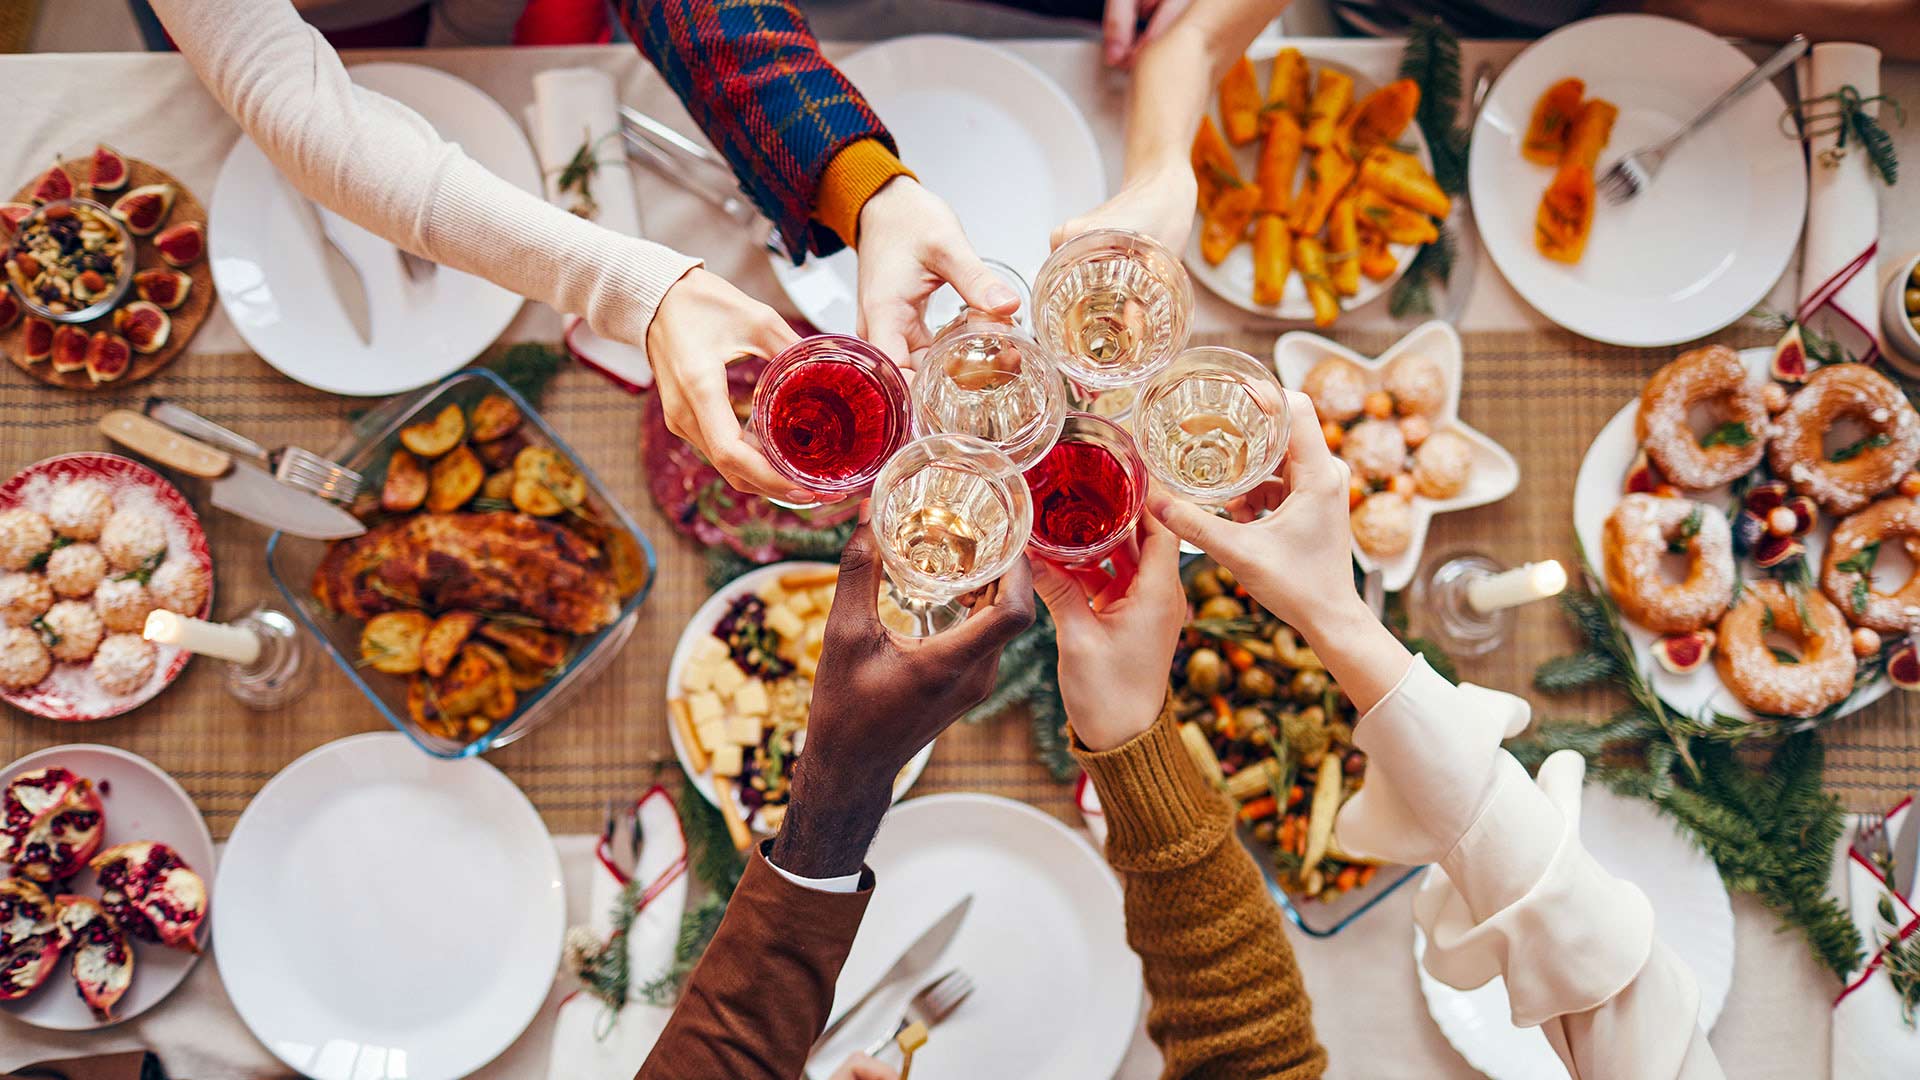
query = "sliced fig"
xmin=113 ymin=301 xmax=170 ymax=355
xmin=85 ymin=331 xmax=131 ymax=384
xmin=0 ymin=203 xmax=31 ymax=240
xmin=28 ymin=166 xmax=74 ymax=206
xmin=0 ymin=289 xmax=17 ymax=332
xmin=87 ymin=145 xmax=128 ymax=193
xmin=1655 ymin=630 xmax=1715 ymax=675
xmin=1732 ymin=510 xmax=1763 ymax=556
xmin=92 ymin=841 xmax=207 ymax=953
xmin=54 ymin=895 xmax=131 ymax=1021
xmin=154 ymin=221 xmax=203 ymax=269
xmin=109 ymin=183 xmax=174 ymax=237
xmin=21 ymin=317 xmax=53 ymax=363
xmin=1772 ymin=323 xmax=1809 ymax=383
xmin=133 ymin=267 xmax=190 ymax=311
xmin=1889 ymin=639 xmax=1920 ymax=691
xmin=1623 ymin=448 xmax=1664 ymax=495
xmin=1783 ymin=495 xmax=1817 ymax=537
xmin=1753 ymin=532 xmax=1805 ymax=569
xmin=1743 ymin=480 xmax=1790 ymax=515
xmin=49 ymin=325 xmax=88 ymax=374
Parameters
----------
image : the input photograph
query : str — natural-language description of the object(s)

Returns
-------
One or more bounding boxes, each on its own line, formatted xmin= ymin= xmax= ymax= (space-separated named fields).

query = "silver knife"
xmin=1894 ymin=797 xmax=1919 ymax=899
xmin=814 ymin=895 xmax=971 ymax=1049
xmin=99 ymin=412 xmax=366 ymax=540
xmin=298 ymin=196 xmax=374 ymax=346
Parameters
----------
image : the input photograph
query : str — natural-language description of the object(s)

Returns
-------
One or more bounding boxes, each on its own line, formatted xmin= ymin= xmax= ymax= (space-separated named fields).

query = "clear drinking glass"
xmin=924 ymin=258 xmax=1032 ymax=337
xmin=913 ymin=306 xmax=1067 ymax=472
xmin=1031 ymin=228 xmax=1194 ymax=391
xmin=1134 ymin=346 xmax=1290 ymax=505
xmin=748 ymin=334 xmax=913 ymax=508
xmin=1024 ymin=412 xmax=1149 ymax=586
xmin=872 ymin=434 xmax=1034 ymax=635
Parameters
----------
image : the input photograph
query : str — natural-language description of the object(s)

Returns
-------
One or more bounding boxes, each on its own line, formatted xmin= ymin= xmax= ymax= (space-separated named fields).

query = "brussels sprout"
xmin=1282 ymin=705 xmax=1331 ymax=762
xmin=1238 ymin=666 xmax=1279 ymax=698
xmin=1290 ymin=668 xmax=1330 ymax=702
xmin=1233 ymin=706 xmax=1270 ymax=740
xmin=1184 ymin=647 xmax=1225 ymax=694
xmin=1198 ymin=596 xmax=1245 ymax=622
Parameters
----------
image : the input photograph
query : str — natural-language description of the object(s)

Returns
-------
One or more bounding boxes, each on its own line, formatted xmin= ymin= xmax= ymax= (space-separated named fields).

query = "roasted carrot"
xmin=1328 ymin=194 xmax=1361 ymax=297
xmin=1220 ymin=56 xmax=1263 ymax=145
xmin=1522 ymin=77 xmax=1586 ymax=165
xmin=1358 ymin=146 xmax=1450 ymax=217
xmin=1343 ymin=78 xmax=1420 ymax=152
xmin=1562 ymin=97 xmax=1618 ymax=172
xmin=1535 ymin=161 xmax=1595 ymax=263
xmin=1191 ymin=115 xmax=1241 ymax=214
xmin=1287 ymin=146 xmax=1354 ymax=235
xmin=1354 ymin=187 xmax=1440 ymax=245
xmin=1238 ymin=795 xmax=1279 ymax=822
xmin=1265 ymin=47 xmax=1311 ymax=125
xmin=1358 ymin=229 xmax=1398 ymax=280
xmin=1254 ymin=111 xmax=1303 ymax=215
xmin=1302 ymin=67 xmax=1354 ymax=149
xmin=1294 ymin=236 xmax=1339 ymax=328
xmin=1252 ymin=214 xmax=1291 ymax=306
xmin=1201 ymin=182 xmax=1261 ymax=265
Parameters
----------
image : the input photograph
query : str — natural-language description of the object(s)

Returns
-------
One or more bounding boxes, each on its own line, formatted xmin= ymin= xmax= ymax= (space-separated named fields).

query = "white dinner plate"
xmin=806 ymin=793 xmax=1140 ymax=1080
xmin=0 ymin=744 xmax=214 ymax=1030
xmin=767 ymin=35 xmax=1107 ymax=336
xmin=1416 ymin=786 xmax=1735 ymax=1080
xmin=214 ymin=733 xmax=563 ymax=1080
xmin=211 ymin=62 xmax=540 ymax=396
xmin=1468 ymin=15 xmax=1807 ymax=346
xmin=665 ymin=561 xmax=931 ymax=831
xmin=1275 ymin=320 xmax=1520 ymax=591
xmin=1572 ymin=347 xmax=1891 ymax=723
xmin=1185 ymin=53 xmax=1430 ymax=321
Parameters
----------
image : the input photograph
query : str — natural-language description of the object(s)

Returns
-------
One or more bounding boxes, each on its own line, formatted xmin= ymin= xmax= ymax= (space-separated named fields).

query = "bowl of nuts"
xmin=1882 ymin=251 xmax=1920 ymax=376
xmin=5 ymin=199 xmax=133 ymax=324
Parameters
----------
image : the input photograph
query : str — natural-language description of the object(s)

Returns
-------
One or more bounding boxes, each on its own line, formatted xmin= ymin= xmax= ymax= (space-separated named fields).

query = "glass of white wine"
xmin=872 ymin=433 xmax=1034 ymax=636
xmin=913 ymin=304 xmax=1067 ymax=472
xmin=1134 ymin=346 xmax=1289 ymax=506
xmin=1031 ymin=228 xmax=1193 ymax=391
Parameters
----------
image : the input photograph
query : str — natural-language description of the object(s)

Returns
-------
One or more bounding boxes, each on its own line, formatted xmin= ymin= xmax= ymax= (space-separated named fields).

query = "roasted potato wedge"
xmin=484 ymin=678 xmax=517 ymax=721
xmin=506 ymin=662 xmax=551 ymax=692
xmin=360 ymin=610 xmax=430 ymax=674
xmin=512 ymin=446 xmax=585 ymax=517
xmin=605 ymin=528 xmax=651 ymax=599
xmin=406 ymin=675 xmax=440 ymax=728
xmin=434 ymin=644 xmax=500 ymax=717
xmin=468 ymin=393 xmax=522 ymax=443
xmin=1219 ymin=56 xmax=1262 ymax=145
xmin=426 ymin=443 xmax=485 ymax=513
xmin=422 ymin=610 xmax=482 ymax=678
xmin=472 ymin=429 xmax=530 ymax=471
xmin=479 ymin=620 xmax=568 ymax=670
xmin=399 ymin=403 xmax=467 ymax=458
xmin=511 ymin=475 xmax=563 ymax=517
xmin=480 ymin=469 xmax=515 ymax=503
xmin=381 ymin=449 xmax=428 ymax=513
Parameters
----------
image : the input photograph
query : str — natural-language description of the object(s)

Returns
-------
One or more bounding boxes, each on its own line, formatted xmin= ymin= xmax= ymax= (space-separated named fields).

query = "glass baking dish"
xmin=265 ymin=368 xmax=656 ymax=759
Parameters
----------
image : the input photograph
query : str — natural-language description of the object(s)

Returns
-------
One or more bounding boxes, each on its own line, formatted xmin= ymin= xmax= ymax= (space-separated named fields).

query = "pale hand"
xmin=855 ymin=177 xmax=1020 ymax=366
xmin=1102 ymin=0 xmax=1199 ymax=67
xmin=1050 ymin=162 xmax=1198 ymax=254
xmin=828 ymin=1052 xmax=899 ymax=1080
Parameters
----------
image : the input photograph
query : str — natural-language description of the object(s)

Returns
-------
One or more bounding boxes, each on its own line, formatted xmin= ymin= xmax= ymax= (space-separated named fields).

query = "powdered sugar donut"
xmin=98 ymin=508 xmax=168 ymax=572
xmin=148 ymin=559 xmax=207 ymax=616
xmin=0 ymin=508 xmax=52 ymax=571
xmin=1341 ymin=419 xmax=1408 ymax=483
xmin=1821 ymin=497 xmax=1920 ymax=634
xmin=1384 ymin=352 xmax=1446 ymax=416
xmin=0 ymin=626 xmax=50 ymax=689
xmin=1413 ymin=431 xmax=1474 ymax=499
xmin=44 ymin=543 xmax=106 ymax=599
xmin=42 ymin=599 xmax=104 ymax=662
xmin=93 ymin=578 xmax=154 ymax=634
xmin=1715 ymin=580 xmax=1854 ymax=718
xmin=90 ymin=634 xmax=156 ymax=697
xmin=1351 ymin=491 xmax=1414 ymax=556
xmin=1635 ymin=346 xmax=1767 ymax=491
xmin=0 ymin=572 xmax=52 ymax=627
xmin=1768 ymin=363 xmax=1920 ymax=515
xmin=1303 ymin=357 xmax=1374 ymax=424
xmin=1602 ymin=494 xmax=1734 ymax=633
xmin=47 ymin=481 xmax=113 ymax=541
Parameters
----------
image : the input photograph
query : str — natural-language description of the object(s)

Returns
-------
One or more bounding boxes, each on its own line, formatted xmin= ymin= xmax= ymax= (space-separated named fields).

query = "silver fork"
xmin=1853 ymin=809 xmax=1892 ymax=881
xmin=1597 ymin=34 xmax=1808 ymax=205
xmin=862 ymin=969 xmax=974 ymax=1058
xmin=145 ymin=398 xmax=363 ymax=504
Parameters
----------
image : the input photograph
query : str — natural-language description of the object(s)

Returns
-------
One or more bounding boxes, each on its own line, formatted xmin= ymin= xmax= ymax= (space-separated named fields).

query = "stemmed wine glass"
xmin=913 ymin=297 xmax=1067 ymax=472
xmin=1031 ymin=228 xmax=1194 ymax=391
xmin=1024 ymin=412 xmax=1148 ymax=589
xmin=748 ymin=334 xmax=913 ymax=509
xmin=923 ymin=257 xmax=1032 ymax=337
xmin=1134 ymin=346 xmax=1290 ymax=505
xmin=871 ymin=434 xmax=1034 ymax=636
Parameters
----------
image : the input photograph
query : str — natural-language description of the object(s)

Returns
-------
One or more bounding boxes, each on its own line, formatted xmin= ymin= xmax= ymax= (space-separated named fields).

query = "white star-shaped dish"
xmin=1274 ymin=320 xmax=1520 ymax=591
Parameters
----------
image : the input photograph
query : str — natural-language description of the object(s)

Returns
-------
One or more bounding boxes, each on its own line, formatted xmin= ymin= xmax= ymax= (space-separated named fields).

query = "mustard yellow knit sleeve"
xmin=812 ymin=138 xmax=915 ymax=249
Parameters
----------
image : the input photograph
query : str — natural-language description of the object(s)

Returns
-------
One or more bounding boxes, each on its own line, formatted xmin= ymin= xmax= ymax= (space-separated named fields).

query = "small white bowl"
xmin=1880 ymin=250 xmax=1920 ymax=376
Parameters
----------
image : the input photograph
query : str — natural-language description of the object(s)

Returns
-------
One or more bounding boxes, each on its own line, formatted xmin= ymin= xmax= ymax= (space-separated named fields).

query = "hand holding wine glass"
xmin=750 ymin=335 xmax=913 ymax=508
xmin=855 ymin=177 xmax=1022 ymax=366
xmin=1025 ymin=412 xmax=1149 ymax=594
xmin=872 ymin=434 xmax=1033 ymax=635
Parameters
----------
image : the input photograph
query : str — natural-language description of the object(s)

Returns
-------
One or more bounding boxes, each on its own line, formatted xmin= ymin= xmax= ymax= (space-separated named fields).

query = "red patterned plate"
xmin=0 ymin=453 xmax=213 ymax=721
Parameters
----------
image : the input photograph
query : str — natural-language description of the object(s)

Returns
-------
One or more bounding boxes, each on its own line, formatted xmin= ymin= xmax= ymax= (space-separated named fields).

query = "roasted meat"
xmin=314 ymin=511 xmax=620 ymax=634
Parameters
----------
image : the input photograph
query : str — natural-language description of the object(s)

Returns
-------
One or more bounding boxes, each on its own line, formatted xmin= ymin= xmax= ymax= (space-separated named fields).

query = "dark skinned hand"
xmin=771 ymin=504 xmax=1036 ymax=878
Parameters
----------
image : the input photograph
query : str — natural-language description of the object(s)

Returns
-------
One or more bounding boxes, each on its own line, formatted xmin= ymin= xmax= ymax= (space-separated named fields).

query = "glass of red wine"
xmin=1024 ymin=411 xmax=1148 ymax=591
xmin=748 ymin=334 xmax=913 ymax=508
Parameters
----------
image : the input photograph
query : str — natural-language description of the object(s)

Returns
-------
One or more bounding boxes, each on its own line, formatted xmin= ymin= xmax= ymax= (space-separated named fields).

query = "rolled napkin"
xmin=1832 ymin=799 xmax=1920 ymax=1080
xmin=1796 ymin=42 xmax=1885 ymax=364
xmin=547 ymin=786 xmax=691 ymax=1080
xmin=529 ymin=67 xmax=656 ymax=392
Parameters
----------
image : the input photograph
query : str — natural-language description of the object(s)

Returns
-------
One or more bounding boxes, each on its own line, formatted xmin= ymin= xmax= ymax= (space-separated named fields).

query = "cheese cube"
xmin=681 ymin=661 xmax=715 ymax=694
xmin=687 ymin=691 xmax=724 ymax=728
xmin=711 ymin=661 xmax=748 ymax=697
xmin=796 ymin=652 xmax=818 ymax=680
xmin=727 ymin=712 xmax=763 ymax=746
xmin=694 ymin=719 xmax=726 ymax=754
xmin=733 ymin=679 xmax=770 ymax=717
xmin=810 ymin=586 xmax=835 ymax=611
xmin=764 ymin=603 xmax=806 ymax=642
xmin=692 ymin=636 xmax=729 ymax=663
xmin=784 ymin=588 xmax=814 ymax=615
xmin=709 ymin=744 xmax=743 ymax=778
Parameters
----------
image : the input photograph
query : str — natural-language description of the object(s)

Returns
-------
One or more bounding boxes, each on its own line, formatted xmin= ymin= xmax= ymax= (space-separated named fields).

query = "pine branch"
xmin=485 ymin=342 xmax=568 ymax=407
xmin=1533 ymin=649 xmax=1618 ymax=691
xmin=1387 ymin=224 xmax=1457 ymax=318
xmin=1397 ymin=16 xmax=1470 ymax=194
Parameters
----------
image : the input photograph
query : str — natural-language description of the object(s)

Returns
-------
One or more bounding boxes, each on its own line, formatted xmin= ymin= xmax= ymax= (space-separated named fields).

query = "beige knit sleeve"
xmin=1073 ymin=712 xmax=1327 ymax=1080
xmin=149 ymin=0 xmax=702 ymax=351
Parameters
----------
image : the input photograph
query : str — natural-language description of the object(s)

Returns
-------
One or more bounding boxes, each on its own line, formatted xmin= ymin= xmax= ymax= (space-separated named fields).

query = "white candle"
xmin=143 ymin=610 xmax=262 ymax=665
xmin=1467 ymin=560 xmax=1568 ymax=614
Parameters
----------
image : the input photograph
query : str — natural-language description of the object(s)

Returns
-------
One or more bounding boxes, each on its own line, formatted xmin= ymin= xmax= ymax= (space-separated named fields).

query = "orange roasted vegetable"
xmin=1302 ymin=68 xmax=1354 ymax=150
xmin=1522 ymin=78 xmax=1586 ymax=165
xmin=1358 ymin=230 xmax=1398 ymax=281
xmin=1563 ymin=98 xmax=1618 ymax=172
xmin=1201 ymin=183 xmax=1262 ymax=265
xmin=1344 ymin=78 xmax=1420 ymax=152
xmin=1535 ymin=161 xmax=1595 ymax=263
xmin=1191 ymin=115 xmax=1241 ymax=214
xmin=1254 ymin=111 xmax=1303 ymax=215
xmin=1328 ymin=195 xmax=1361 ymax=297
xmin=1294 ymin=235 xmax=1339 ymax=327
xmin=1220 ymin=56 xmax=1263 ymax=145
xmin=1353 ymin=187 xmax=1439 ymax=246
xmin=1287 ymin=146 xmax=1354 ymax=235
xmin=1266 ymin=47 xmax=1311 ymax=126
xmin=1252 ymin=215 xmax=1291 ymax=306
xmin=1358 ymin=146 xmax=1450 ymax=217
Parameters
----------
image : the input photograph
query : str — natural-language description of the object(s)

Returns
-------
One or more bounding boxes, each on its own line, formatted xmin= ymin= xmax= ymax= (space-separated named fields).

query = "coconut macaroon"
xmin=0 ymin=508 xmax=52 ymax=571
xmin=0 ymin=572 xmax=53 ymax=628
xmin=48 ymin=481 xmax=113 ymax=541
xmin=148 ymin=558 xmax=207 ymax=616
xmin=90 ymin=634 xmax=156 ymax=697
xmin=98 ymin=508 xmax=167 ymax=572
xmin=42 ymin=599 xmax=104 ymax=662
xmin=1383 ymin=351 xmax=1447 ymax=417
xmin=0 ymin=625 xmax=51 ymax=689
xmin=44 ymin=543 xmax=107 ymax=599
xmin=93 ymin=578 xmax=154 ymax=634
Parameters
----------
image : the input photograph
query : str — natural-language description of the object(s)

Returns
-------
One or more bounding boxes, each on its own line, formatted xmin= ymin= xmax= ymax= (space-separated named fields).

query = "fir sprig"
xmin=1788 ymin=85 xmax=1905 ymax=185
xmin=486 ymin=342 xmax=568 ymax=407
xmin=1387 ymin=224 xmax=1456 ymax=318
xmin=1397 ymin=17 xmax=1471 ymax=195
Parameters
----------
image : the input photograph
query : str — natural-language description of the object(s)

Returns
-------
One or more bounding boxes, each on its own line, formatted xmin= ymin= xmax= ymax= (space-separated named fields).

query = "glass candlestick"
xmin=1410 ymin=551 xmax=1568 ymax=658
xmin=224 ymin=607 xmax=312 ymax=709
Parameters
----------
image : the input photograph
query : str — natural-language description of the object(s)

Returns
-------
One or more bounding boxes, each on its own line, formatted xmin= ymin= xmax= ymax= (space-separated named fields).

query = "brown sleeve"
xmin=1073 ymin=711 xmax=1327 ymax=1080
xmin=637 ymin=842 xmax=872 ymax=1080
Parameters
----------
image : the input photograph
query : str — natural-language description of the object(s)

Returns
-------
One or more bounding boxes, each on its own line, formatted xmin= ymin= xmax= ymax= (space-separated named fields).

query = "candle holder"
xmin=223 ymin=606 xmax=312 ymax=710
xmin=1409 ymin=551 xmax=1512 ymax=658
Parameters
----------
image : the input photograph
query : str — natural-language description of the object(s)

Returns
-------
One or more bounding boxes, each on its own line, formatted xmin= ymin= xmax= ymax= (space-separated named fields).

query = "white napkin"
xmin=528 ymin=67 xmax=656 ymax=392
xmin=1796 ymin=42 xmax=1885 ymax=364
xmin=547 ymin=786 xmax=691 ymax=1080
xmin=1833 ymin=799 xmax=1920 ymax=1079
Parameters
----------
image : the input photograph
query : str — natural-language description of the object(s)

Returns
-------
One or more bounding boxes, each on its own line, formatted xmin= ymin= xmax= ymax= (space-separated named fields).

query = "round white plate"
xmin=1275 ymin=320 xmax=1520 ymax=591
xmin=1416 ymin=785 xmax=1735 ymax=1080
xmin=211 ymin=62 xmax=540 ymax=396
xmin=767 ymin=35 xmax=1107 ymax=336
xmin=214 ymin=733 xmax=563 ymax=1080
xmin=0 ymin=744 xmax=214 ymax=1030
xmin=809 ymin=793 xmax=1139 ymax=1080
xmin=1468 ymin=14 xmax=1807 ymax=347
xmin=665 ymin=561 xmax=930 ymax=831
xmin=1186 ymin=53 xmax=1429 ymax=321
xmin=1572 ymin=347 xmax=1891 ymax=723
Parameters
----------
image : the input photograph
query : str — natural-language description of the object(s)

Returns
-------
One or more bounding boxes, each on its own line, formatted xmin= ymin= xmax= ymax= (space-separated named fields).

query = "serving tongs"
xmin=618 ymin=106 xmax=766 ymax=232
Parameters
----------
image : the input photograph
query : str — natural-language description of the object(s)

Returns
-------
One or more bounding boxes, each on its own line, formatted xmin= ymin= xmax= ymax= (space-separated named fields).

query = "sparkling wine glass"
xmin=872 ymin=434 xmax=1034 ymax=636
xmin=913 ymin=305 xmax=1067 ymax=472
xmin=924 ymin=258 xmax=1032 ymax=337
xmin=1024 ymin=412 xmax=1148 ymax=588
xmin=1134 ymin=346 xmax=1290 ymax=505
xmin=748 ymin=334 xmax=912 ymax=508
xmin=1031 ymin=228 xmax=1194 ymax=391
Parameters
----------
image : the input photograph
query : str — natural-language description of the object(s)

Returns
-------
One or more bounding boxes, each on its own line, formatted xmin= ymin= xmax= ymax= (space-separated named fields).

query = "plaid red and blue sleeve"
xmin=614 ymin=0 xmax=897 ymax=262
